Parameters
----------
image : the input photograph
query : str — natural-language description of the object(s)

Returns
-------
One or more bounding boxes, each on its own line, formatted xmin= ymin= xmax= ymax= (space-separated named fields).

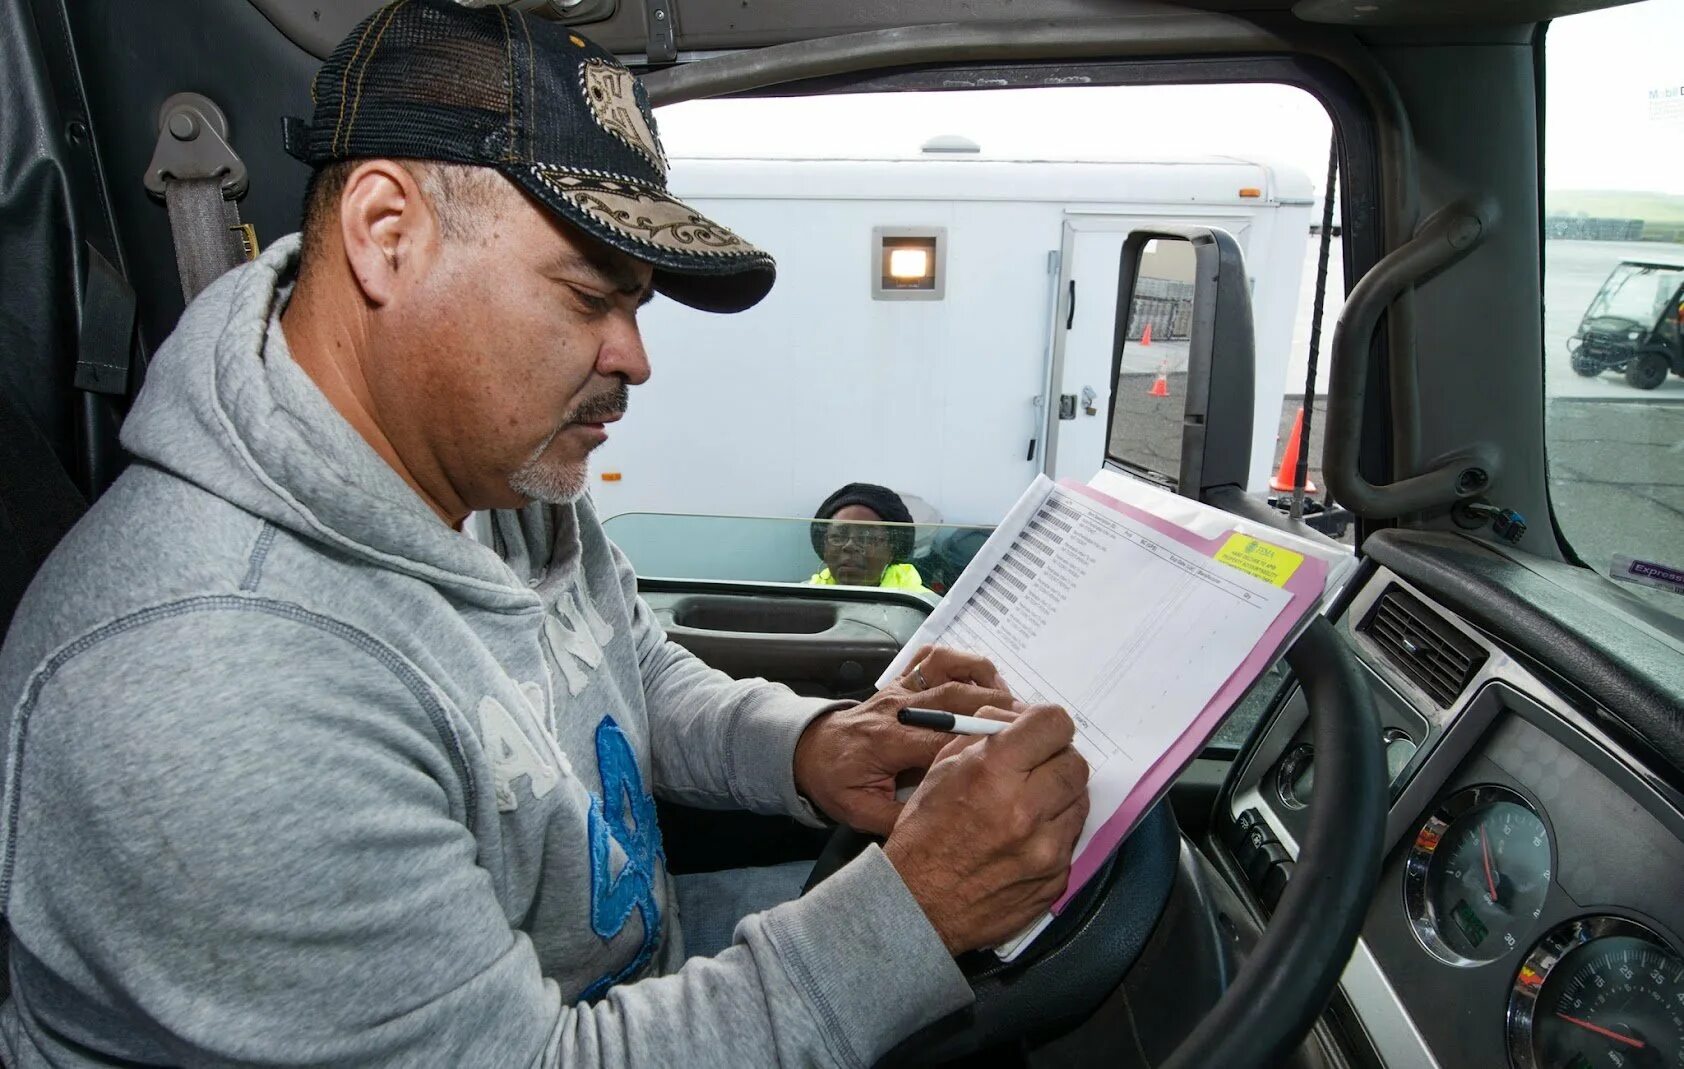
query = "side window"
xmin=1543 ymin=1 xmax=1684 ymax=619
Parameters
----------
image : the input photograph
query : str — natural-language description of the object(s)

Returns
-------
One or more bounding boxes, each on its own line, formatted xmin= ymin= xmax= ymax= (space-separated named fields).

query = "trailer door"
xmin=1046 ymin=214 xmax=1254 ymax=484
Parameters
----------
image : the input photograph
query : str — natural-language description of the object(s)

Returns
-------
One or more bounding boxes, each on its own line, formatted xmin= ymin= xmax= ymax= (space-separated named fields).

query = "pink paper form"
xmin=1050 ymin=479 xmax=1329 ymax=911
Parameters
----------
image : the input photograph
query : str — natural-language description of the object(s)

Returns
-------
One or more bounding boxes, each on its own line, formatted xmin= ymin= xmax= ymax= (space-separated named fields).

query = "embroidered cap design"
xmin=580 ymin=58 xmax=667 ymax=175
xmin=530 ymin=167 xmax=757 ymax=257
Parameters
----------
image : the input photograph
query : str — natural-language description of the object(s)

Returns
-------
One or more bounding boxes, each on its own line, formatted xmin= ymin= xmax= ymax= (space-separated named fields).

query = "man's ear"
xmin=338 ymin=160 xmax=439 ymax=307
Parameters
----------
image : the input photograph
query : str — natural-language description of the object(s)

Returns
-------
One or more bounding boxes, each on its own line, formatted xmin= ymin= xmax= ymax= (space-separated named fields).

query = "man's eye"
xmin=569 ymin=286 xmax=612 ymax=313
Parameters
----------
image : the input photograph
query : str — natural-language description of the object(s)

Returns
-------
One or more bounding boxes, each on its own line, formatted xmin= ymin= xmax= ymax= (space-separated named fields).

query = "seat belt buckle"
xmin=230 ymin=223 xmax=261 ymax=262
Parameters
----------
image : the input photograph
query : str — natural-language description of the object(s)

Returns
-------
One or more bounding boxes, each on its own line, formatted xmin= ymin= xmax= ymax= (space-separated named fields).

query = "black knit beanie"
xmin=810 ymin=483 xmax=917 ymax=562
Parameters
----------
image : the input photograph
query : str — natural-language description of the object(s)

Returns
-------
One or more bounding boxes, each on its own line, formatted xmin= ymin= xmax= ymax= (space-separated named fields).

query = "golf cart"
xmin=1567 ymin=259 xmax=1684 ymax=389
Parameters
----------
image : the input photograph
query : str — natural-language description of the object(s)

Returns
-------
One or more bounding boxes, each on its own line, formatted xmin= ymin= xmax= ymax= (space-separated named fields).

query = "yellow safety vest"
xmin=808 ymin=563 xmax=929 ymax=593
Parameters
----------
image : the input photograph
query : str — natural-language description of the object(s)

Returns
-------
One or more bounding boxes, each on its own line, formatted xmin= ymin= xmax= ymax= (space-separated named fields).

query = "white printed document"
xmin=880 ymin=475 xmax=1334 ymax=960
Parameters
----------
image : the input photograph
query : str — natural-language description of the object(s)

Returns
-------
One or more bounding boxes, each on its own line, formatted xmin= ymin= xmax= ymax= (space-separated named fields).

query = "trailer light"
xmin=1238 ymin=187 xmax=1262 ymax=198
xmin=872 ymin=227 xmax=946 ymax=301
xmin=888 ymin=247 xmax=931 ymax=280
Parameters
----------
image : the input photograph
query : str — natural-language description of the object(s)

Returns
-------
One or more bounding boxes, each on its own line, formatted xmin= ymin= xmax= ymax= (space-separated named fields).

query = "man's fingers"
xmin=1030 ymin=869 xmax=1074 ymax=912
xmin=986 ymin=704 xmax=1078 ymax=773
xmin=846 ymin=793 xmax=903 ymax=837
xmin=877 ymin=696 xmax=1021 ymax=768
xmin=901 ymin=646 xmax=1010 ymax=692
xmin=1023 ymin=746 xmax=1091 ymax=819
xmin=897 ymin=645 xmax=934 ymax=684
xmin=1046 ymin=783 xmax=1091 ymax=848
xmin=912 ymin=680 xmax=1018 ymax=716
xmin=878 ymin=718 xmax=953 ymax=768
xmin=933 ymin=733 xmax=978 ymax=764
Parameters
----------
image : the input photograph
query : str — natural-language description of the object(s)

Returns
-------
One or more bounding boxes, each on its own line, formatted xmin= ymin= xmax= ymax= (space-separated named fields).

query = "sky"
xmin=1540 ymin=0 xmax=1683 ymax=194
xmin=653 ymin=0 xmax=1684 ymax=200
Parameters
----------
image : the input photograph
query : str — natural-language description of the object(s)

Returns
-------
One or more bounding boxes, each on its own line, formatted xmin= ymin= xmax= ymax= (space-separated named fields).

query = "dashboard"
xmin=1216 ymin=535 xmax=1684 ymax=1069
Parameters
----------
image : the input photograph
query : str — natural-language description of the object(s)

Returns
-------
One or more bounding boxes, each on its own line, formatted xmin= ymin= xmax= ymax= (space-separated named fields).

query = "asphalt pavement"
xmin=1531 ymin=240 xmax=1681 ymax=582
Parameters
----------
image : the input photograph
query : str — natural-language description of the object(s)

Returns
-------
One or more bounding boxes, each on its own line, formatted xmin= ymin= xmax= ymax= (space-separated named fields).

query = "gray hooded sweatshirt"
xmin=0 ymin=235 xmax=970 ymax=1067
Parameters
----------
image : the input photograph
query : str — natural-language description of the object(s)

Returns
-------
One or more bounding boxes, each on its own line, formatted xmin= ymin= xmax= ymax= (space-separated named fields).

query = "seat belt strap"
xmin=162 ymin=176 xmax=250 ymax=303
xmin=144 ymin=93 xmax=255 ymax=304
xmin=73 ymin=244 xmax=137 ymax=396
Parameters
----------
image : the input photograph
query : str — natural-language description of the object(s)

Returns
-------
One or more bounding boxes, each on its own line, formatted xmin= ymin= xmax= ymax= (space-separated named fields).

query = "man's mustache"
xmin=566 ymin=383 xmax=630 ymax=425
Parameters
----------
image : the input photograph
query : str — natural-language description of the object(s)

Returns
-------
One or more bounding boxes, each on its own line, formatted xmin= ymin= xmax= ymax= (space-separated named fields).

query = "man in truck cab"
xmin=0 ymin=3 xmax=1091 ymax=1066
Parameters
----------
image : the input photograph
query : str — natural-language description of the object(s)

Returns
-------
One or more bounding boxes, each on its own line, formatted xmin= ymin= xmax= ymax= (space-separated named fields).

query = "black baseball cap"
xmin=282 ymin=0 xmax=774 ymax=313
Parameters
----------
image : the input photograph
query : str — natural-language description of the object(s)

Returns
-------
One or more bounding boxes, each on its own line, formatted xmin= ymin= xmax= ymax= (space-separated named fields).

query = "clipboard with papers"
xmin=879 ymin=471 xmax=1357 ymax=961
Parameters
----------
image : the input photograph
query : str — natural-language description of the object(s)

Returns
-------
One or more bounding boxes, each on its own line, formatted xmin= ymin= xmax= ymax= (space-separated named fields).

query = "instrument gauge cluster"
xmin=1402 ymin=783 xmax=1684 ymax=1068
xmin=1405 ymin=785 xmax=1553 ymax=966
xmin=1508 ymin=916 xmax=1684 ymax=1069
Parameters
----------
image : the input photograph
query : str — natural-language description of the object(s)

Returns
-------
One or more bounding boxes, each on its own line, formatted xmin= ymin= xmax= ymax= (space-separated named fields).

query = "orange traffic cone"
xmin=1149 ymin=360 xmax=1169 ymax=398
xmin=1270 ymin=407 xmax=1318 ymax=493
xmin=1140 ymin=323 xmax=1153 ymax=346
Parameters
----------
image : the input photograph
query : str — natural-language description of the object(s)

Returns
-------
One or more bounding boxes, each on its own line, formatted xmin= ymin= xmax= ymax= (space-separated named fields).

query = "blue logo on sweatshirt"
xmin=579 ymin=715 xmax=664 ymax=1001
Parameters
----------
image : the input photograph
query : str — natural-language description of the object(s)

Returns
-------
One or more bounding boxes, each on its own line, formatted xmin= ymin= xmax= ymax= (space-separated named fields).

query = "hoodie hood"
xmin=121 ymin=234 xmax=546 ymax=611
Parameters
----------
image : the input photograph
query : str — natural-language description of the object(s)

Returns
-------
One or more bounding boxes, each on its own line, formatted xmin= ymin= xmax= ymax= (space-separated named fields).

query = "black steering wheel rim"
xmin=1161 ymin=616 xmax=1385 ymax=1067
xmin=805 ymin=618 xmax=1385 ymax=1066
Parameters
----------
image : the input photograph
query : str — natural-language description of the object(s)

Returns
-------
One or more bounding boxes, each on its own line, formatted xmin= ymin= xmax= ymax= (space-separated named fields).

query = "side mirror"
xmin=1107 ymin=228 xmax=1256 ymax=504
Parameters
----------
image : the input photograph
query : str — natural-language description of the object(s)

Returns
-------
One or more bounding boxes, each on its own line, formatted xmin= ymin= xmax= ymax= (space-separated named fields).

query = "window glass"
xmin=588 ymin=83 xmax=1345 ymax=547
xmin=1544 ymin=1 xmax=1684 ymax=618
xmin=603 ymin=513 xmax=992 ymax=598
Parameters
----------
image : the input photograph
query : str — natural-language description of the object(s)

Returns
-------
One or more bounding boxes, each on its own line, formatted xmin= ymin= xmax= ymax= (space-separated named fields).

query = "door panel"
xmin=644 ymin=588 xmax=929 ymax=700
xmin=644 ymin=584 xmax=931 ymax=873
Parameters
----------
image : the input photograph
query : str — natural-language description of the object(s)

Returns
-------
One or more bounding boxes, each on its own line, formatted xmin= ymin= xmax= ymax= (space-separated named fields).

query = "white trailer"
xmin=590 ymin=145 xmax=1316 ymax=526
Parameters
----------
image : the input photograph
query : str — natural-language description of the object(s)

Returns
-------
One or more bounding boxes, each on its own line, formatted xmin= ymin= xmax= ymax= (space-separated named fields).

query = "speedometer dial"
xmin=1406 ymin=785 xmax=1553 ymax=965
xmin=1509 ymin=916 xmax=1684 ymax=1069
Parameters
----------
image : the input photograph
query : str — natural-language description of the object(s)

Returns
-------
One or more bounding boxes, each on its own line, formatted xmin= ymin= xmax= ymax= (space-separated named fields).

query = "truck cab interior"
xmin=3 ymin=1 xmax=1681 ymax=1067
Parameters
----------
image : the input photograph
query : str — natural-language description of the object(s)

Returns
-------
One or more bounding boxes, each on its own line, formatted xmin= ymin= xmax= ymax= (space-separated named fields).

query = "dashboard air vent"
xmin=1357 ymin=585 xmax=1488 ymax=707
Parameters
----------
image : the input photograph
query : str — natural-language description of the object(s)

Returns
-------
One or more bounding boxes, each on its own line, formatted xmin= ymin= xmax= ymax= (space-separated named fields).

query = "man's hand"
xmin=894 ymin=645 xmax=1012 ymax=694
xmin=882 ymin=705 xmax=1090 ymax=955
xmin=793 ymin=648 xmax=1015 ymax=835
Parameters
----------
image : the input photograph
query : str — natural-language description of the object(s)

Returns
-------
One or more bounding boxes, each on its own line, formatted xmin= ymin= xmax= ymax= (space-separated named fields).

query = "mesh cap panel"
xmin=285 ymin=0 xmax=774 ymax=312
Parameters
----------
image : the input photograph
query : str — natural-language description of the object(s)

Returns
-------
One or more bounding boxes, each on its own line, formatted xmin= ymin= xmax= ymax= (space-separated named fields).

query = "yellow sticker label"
xmin=1214 ymin=534 xmax=1304 ymax=587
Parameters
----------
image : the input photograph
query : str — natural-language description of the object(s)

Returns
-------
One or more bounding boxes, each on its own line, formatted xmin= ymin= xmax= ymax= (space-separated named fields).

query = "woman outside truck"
xmin=809 ymin=483 xmax=930 ymax=592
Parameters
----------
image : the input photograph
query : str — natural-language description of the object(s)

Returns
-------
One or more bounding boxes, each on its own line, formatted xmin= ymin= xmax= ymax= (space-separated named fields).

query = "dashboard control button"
xmin=1260 ymin=860 xmax=1294 ymax=910
xmin=1246 ymin=842 xmax=1292 ymax=887
xmin=1226 ymin=807 xmax=1266 ymax=851
xmin=1244 ymin=823 xmax=1277 ymax=853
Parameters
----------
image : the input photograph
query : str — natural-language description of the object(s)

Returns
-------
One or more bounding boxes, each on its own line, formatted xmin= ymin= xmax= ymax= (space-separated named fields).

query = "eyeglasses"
xmin=824 ymin=524 xmax=893 ymax=551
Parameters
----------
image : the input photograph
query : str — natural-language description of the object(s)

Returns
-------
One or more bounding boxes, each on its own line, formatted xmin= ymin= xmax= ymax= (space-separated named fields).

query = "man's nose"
xmin=598 ymin=312 xmax=651 ymax=387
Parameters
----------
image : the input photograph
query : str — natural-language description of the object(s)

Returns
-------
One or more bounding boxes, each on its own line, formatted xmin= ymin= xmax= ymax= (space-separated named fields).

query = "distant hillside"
xmin=1547 ymin=189 xmax=1684 ymax=227
xmin=1546 ymin=190 xmax=1684 ymax=223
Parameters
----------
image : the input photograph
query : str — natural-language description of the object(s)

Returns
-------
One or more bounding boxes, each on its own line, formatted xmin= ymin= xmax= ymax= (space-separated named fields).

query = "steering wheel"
xmin=804 ymin=618 xmax=1387 ymax=1066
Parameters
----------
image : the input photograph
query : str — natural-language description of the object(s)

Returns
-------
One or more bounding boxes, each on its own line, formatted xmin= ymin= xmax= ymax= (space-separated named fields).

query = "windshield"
xmin=1583 ymin=262 xmax=1684 ymax=326
xmin=607 ymin=82 xmax=1346 ymax=544
xmin=1544 ymin=0 xmax=1684 ymax=619
xmin=601 ymin=82 xmax=1356 ymax=752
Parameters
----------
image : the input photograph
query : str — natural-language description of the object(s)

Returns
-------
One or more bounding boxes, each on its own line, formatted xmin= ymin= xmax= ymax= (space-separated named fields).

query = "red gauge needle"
xmin=1554 ymin=1013 xmax=1647 ymax=1050
xmin=1479 ymin=825 xmax=1500 ymax=904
